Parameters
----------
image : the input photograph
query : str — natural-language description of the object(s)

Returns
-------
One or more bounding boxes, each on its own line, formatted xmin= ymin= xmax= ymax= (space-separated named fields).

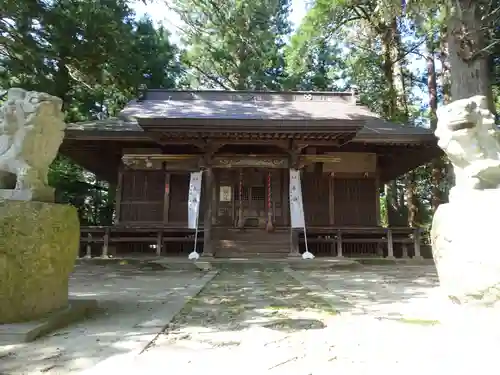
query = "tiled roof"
xmin=66 ymin=90 xmax=434 ymax=139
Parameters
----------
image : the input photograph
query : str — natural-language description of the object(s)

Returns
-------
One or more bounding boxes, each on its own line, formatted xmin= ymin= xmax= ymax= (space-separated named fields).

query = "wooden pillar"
xmin=114 ymin=164 xmax=124 ymax=224
xmin=237 ymin=168 xmax=244 ymax=228
xmin=85 ymin=233 xmax=92 ymax=258
xmin=211 ymin=170 xmax=217 ymax=225
xmin=336 ymin=229 xmax=343 ymax=258
xmin=289 ymin=228 xmax=300 ymax=257
xmin=202 ymin=167 xmax=214 ymax=257
xmin=413 ymin=227 xmax=423 ymax=260
xmin=283 ymin=169 xmax=289 ymax=226
xmin=375 ymin=173 xmax=381 ymax=226
xmin=101 ymin=227 xmax=109 ymax=258
xmin=156 ymin=231 xmax=163 ymax=256
xmin=163 ymin=169 xmax=171 ymax=223
xmin=386 ymin=228 xmax=395 ymax=259
xmin=329 ymin=175 xmax=335 ymax=225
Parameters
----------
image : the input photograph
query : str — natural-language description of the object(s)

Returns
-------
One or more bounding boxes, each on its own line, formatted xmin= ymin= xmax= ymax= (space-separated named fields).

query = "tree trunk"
xmin=447 ymin=0 xmax=494 ymax=111
xmin=439 ymin=27 xmax=452 ymax=105
xmin=381 ymin=18 xmax=406 ymax=225
xmin=427 ymin=41 xmax=444 ymax=212
xmin=439 ymin=27 xmax=454 ymax=201
xmin=405 ymin=172 xmax=418 ymax=227
xmin=385 ymin=181 xmax=400 ymax=226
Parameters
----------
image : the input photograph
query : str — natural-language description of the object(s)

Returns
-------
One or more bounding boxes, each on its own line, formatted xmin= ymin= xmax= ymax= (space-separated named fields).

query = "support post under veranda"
xmin=266 ymin=170 xmax=274 ymax=232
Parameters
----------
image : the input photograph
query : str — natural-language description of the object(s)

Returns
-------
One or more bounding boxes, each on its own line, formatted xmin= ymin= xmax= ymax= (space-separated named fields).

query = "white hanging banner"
xmin=289 ymin=169 xmax=305 ymax=228
xmin=187 ymin=171 xmax=203 ymax=229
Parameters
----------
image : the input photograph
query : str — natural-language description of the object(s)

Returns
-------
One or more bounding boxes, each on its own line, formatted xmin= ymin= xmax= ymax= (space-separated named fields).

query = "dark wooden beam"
xmin=379 ymin=146 xmax=442 ymax=182
xmin=114 ymin=164 xmax=124 ymax=224
xmin=163 ymin=166 xmax=171 ymax=224
xmin=202 ymin=166 xmax=214 ymax=257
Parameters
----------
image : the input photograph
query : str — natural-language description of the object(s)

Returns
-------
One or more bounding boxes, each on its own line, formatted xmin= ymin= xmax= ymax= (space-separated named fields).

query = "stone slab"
xmin=78 ymin=270 xmax=219 ymax=374
xmin=284 ymin=267 xmax=347 ymax=313
xmin=289 ymin=258 xmax=360 ymax=270
xmin=0 ymin=299 xmax=98 ymax=344
xmin=0 ymin=188 xmax=54 ymax=202
xmin=134 ymin=270 xmax=219 ymax=332
xmin=193 ymin=261 xmax=212 ymax=271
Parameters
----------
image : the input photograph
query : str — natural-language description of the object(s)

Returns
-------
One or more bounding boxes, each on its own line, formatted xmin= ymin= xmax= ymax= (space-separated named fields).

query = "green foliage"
xmin=171 ymin=0 xmax=291 ymax=90
xmin=1 ymin=0 xmax=181 ymax=225
xmin=285 ymin=32 xmax=346 ymax=90
xmin=2 ymin=0 xmax=497 ymax=230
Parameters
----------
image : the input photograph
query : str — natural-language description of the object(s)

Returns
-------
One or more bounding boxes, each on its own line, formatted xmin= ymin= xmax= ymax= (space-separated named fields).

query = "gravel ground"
xmin=3 ymin=263 xmax=500 ymax=375
xmin=0 ymin=262 xmax=206 ymax=374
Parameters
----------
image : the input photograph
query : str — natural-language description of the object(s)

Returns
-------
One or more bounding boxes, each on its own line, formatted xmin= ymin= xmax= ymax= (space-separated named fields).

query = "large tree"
xmin=171 ymin=0 xmax=292 ymax=90
xmin=389 ymin=0 xmax=498 ymax=112
xmin=1 ymin=0 xmax=182 ymax=224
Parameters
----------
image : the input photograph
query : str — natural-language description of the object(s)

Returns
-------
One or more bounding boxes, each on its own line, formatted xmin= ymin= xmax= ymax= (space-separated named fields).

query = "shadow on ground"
xmin=0 ymin=262 xmax=205 ymax=374
xmin=0 ymin=261 xmax=441 ymax=374
xmin=294 ymin=264 xmax=441 ymax=320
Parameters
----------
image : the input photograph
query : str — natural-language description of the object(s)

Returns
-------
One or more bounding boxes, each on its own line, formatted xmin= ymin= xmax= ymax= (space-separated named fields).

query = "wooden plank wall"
xmin=120 ymin=170 xmax=165 ymax=223
xmin=166 ymin=173 xmax=206 ymax=225
xmin=119 ymin=169 xmax=378 ymax=227
xmin=333 ymin=178 xmax=377 ymax=226
xmin=119 ymin=170 xmax=205 ymax=226
xmin=302 ymin=171 xmax=331 ymax=225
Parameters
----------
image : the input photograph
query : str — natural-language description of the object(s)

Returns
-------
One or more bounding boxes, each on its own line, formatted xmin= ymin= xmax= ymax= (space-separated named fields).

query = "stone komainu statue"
xmin=435 ymin=95 xmax=500 ymax=201
xmin=0 ymin=88 xmax=66 ymax=201
xmin=431 ymin=96 xmax=500 ymax=310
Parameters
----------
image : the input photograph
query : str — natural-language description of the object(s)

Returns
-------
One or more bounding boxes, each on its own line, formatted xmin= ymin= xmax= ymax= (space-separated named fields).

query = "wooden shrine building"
xmin=62 ymin=89 xmax=440 ymax=259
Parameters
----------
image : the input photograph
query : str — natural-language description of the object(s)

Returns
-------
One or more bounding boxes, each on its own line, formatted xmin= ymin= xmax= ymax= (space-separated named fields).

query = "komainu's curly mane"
xmin=435 ymin=95 xmax=500 ymax=199
xmin=0 ymin=88 xmax=65 ymax=200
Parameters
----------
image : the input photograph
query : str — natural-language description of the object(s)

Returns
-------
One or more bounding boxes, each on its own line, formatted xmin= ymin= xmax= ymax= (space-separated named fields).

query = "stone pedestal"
xmin=0 ymin=187 xmax=55 ymax=203
xmin=0 ymin=201 xmax=79 ymax=323
xmin=431 ymin=191 xmax=500 ymax=311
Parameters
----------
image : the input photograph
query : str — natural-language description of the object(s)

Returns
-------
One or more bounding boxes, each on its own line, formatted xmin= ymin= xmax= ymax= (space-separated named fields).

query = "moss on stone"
xmin=0 ymin=201 xmax=79 ymax=323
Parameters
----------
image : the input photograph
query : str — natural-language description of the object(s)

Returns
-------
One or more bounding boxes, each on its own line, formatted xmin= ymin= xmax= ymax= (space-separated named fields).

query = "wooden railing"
xmin=79 ymin=224 xmax=426 ymax=259
xmin=80 ymin=225 xmax=203 ymax=258
xmin=299 ymin=226 xmax=424 ymax=258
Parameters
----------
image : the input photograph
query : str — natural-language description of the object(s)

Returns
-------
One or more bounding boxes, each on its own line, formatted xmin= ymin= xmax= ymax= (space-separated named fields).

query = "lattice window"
xmin=233 ymin=186 xmax=250 ymax=201
xmin=251 ymin=186 xmax=266 ymax=201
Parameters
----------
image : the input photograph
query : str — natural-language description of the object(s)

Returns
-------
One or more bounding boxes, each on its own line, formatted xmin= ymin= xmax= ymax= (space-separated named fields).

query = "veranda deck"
xmin=79 ymin=225 xmax=426 ymax=259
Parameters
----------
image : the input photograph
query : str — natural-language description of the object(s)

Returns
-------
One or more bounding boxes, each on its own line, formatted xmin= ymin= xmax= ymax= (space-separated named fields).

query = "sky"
xmin=130 ymin=0 xmax=427 ymax=110
xmin=130 ymin=0 xmax=309 ymax=43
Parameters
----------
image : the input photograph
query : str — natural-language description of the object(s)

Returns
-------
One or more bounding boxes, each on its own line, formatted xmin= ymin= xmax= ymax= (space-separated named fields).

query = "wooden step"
xmin=214 ymin=251 xmax=289 ymax=258
xmin=212 ymin=228 xmax=291 ymax=258
xmin=216 ymin=241 xmax=290 ymax=250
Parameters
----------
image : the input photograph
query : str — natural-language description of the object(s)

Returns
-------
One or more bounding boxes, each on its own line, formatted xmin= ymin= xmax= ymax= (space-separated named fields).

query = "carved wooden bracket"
xmin=213 ymin=156 xmax=288 ymax=168
xmin=287 ymin=140 xmax=308 ymax=169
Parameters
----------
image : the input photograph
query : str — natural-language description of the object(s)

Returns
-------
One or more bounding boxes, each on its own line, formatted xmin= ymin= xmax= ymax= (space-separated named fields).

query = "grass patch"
xmin=259 ymin=268 xmax=338 ymax=315
xmin=168 ymin=265 xmax=338 ymax=332
xmin=356 ymin=258 xmax=397 ymax=265
xmin=398 ymin=317 xmax=440 ymax=326
xmin=264 ymin=304 xmax=290 ymax=310
xmin=291 ymin=262 xmax=362 ymax=271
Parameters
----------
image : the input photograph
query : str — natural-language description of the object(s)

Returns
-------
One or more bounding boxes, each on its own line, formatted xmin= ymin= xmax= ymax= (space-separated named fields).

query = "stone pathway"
xmin=107 ymin=264 xmax=500 ymax=374
xmin=3 ymin=263 xmax=500 ymax=374
xmin=0 ymin=262 xmax=210 ymax=375
xmin=293 ymin=265 xmax=443 ymax=320
xmin=125 ymin=263 xmax=339 ymax=373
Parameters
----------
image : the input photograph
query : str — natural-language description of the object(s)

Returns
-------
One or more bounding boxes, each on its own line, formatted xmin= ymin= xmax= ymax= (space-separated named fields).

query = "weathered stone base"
xmin=0 ymin=299 xmax=98 ymax=344
xmin=0 ymin=187 xmax=55 ymax=202
xmin=0 ymin=201 xmax=80 ymax=323
xmin=431 ymin=195 xmax=500 ymax=307
xmin=193 ymin=261 xmax=212 ymax=271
